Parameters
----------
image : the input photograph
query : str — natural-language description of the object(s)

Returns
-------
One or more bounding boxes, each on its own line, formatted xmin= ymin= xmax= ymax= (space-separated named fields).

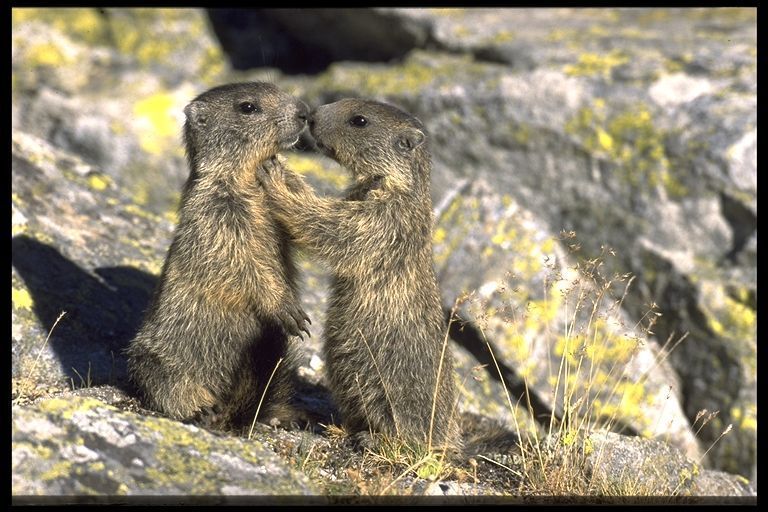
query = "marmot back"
xmin=257 ymin=98 xmax=459 ymax=450
xmin=125 ymin=82 xmax=310 ymax=431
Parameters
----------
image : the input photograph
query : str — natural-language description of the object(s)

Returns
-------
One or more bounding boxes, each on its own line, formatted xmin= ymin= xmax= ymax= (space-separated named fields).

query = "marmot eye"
xmin=349 ymin=115 xmax=368 ymax=127
xmin=239 ymin=102 xmax=259 ymax=114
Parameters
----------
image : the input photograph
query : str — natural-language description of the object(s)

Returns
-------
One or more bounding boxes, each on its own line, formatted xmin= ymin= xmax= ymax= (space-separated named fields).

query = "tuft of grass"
xmin=13 ymin=311 xmax=66 ymax=404
xmin=70 ymin=361 xmax=93 ymax=390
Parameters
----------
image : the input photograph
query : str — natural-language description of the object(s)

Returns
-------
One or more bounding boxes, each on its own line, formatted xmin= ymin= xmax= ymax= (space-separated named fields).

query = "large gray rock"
xmin=12 ymin=8 xmax=228 ymax=215
xmin=431 ymin=179 xmax=700 ymax=462
xmin=583 ymin=431 xmax=754 ymax=497
xmin=12 ymin=396 xmax=318 ymax=498
xmin=517 ymin=430 xmax=754 ymax=498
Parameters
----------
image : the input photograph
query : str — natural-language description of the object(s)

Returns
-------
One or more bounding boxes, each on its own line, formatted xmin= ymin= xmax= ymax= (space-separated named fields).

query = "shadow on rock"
xmin=447 ymin=310 xmax=640 ymax=437
xmin=12 ymin=235 xmax=157 ymax=391
xmin=446 ymin=310 xmax=559 ymax=425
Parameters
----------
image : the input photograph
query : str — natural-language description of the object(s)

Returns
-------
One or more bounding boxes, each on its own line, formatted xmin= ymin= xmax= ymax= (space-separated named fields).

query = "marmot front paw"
xmin=257 ymin=155 xmax=286 ymax=184
xmin=276 ymin=302 xmax=311 ymax=340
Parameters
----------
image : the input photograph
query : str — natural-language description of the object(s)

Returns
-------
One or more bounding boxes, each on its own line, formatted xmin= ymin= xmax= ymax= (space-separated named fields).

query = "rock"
xmin=648 ymin=73 xmax=714 ymax=108
xmin=12 ymin=8 xmax=228 ymax=214
xmin=11 ymin=8 xmax=226 ymax=92
xmin=12 ymin=396 xmax=318 ymax=497
xmin=12 ymin=130 xmax=169 ymax=394
xmin=432 ymin=180 xmax=700 ymax=461
xmin=582 ymin=431 xmax=754 ymax=497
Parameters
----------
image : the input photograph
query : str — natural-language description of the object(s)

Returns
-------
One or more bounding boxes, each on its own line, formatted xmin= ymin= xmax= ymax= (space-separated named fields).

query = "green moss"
xmin=664 ymin=52 xmax=694 ymax=73
xmin=132 ymin=183 xmax=150 ymax=206
xmin=415 ymin=454 xmax=448 ymax=480
xmin=199 ymin=45 xmax=227 ymax=85
xmin=32 ymin=443 xmax=54 ymax=459
xmin=163 ymin=206 xmax=179 ymax=225
xmin=88 ymin=461 xmax=106 ymax=472
xmin=592 ymin=381 xmax=648 ymax=425
xmin=122 ymin=257 xmax=163 ymax=276
xmin=433 ymin=196 xmax=470 ymax=268
xmin=106 ymin=9 xmax=223 ymax=67
xmin=142 ymin=416 xmax=221 ymax=493
xmin=635 ymin=9 xmax=670 ymax=24
xmin=432 ymin=227 xmax=446 ymax=244
xmin=720 ymin=295 xmax=756 ymax=341
xmin=451 ymin=25 xmax=471 ymax=38
xmin=324 ymin=62 xmax=433 ymax=96
xmin=9 ymin=8 xmax=221 ymax=85
xmin=582 ymin=436 xmax=594 ymax=456
xmin=730 ymin=405 xmax=757 ymax=433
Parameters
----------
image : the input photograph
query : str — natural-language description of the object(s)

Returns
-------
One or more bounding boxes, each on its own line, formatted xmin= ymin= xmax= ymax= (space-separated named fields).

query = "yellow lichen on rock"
xmin=564 ymin=50 xmax=629 ymax=80
xmin=87 ymin=174 xmax=111 ymax=191
xmin=318 ymin=51 xmax=488 ymax=97
xmin=699 ymin=281 xmax=756 ymax=343
xmin=13 ymin=8 xmax=107 ymax=45
xmin=12 ymin=288 xmax=34 ymax=310
xmin=37 ymin=397 xmax=111 ymax=421
xmin=133 ymin=93 xmax=180 ymax=155
xmin=566 ymin=101 xmax=688 ymax=197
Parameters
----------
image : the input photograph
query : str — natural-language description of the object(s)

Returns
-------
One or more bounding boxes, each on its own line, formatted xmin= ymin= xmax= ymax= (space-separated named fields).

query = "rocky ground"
xmin=12 ymin=8 xmax=755 ymax=502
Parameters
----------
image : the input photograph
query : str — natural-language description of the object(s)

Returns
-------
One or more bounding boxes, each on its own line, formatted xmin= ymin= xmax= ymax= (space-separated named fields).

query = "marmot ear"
xmin=395 ymin=127 xmax=425 ymax=153
xmin=184 ymin=101 xmax=208 ymax=127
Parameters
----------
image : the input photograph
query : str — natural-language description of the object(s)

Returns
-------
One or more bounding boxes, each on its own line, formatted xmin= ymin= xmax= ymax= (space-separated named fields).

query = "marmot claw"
xmin=276 ymin=303 xmax=311 ymax=340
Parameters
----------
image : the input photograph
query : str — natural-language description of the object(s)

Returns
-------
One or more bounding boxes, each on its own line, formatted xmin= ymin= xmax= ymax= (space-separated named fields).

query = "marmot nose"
xmin=297 ymin=101 xmax=309 ymax=122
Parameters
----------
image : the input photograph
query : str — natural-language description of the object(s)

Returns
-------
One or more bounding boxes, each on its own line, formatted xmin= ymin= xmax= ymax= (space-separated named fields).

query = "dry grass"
xmin=456 ymin=233 xmax=733 ymax=497
xmin=12 ymin=311 xmax=67 ymax=405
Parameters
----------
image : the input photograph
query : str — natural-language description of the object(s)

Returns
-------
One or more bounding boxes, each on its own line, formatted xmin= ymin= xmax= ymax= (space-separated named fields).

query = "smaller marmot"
xmin=126 ymin=82 xmax=310 ymax=430
xmin=257 ymin=99 xmax=459 ymax=450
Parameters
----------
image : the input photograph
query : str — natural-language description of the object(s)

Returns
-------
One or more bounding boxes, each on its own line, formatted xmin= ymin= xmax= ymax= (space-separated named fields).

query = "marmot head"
xmin=308 ymin=99 xmax=429 ymax=192
xmin=183 ymin=82 xmax=308 ymax=173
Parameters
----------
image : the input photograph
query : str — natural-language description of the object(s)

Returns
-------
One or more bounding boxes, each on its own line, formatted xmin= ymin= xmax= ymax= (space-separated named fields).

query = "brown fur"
xmin=257 ymin=99 xmax=459 ymax=450
xmin=125 ymin=82 xmax=310 ymax=430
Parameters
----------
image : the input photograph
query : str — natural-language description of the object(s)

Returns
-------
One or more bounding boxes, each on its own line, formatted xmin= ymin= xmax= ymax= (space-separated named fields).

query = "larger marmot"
xmin=257 ymin=98 xmax=459 ymax=450
xmin=126 ymin=82 xmax=310 ymax=430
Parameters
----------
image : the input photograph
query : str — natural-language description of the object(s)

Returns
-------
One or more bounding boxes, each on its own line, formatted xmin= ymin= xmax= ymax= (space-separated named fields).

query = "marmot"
xmin=125 ymin=82 xmax=311 ymax=430
xmin=256 ymin=99 xmax=459 ymax=450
